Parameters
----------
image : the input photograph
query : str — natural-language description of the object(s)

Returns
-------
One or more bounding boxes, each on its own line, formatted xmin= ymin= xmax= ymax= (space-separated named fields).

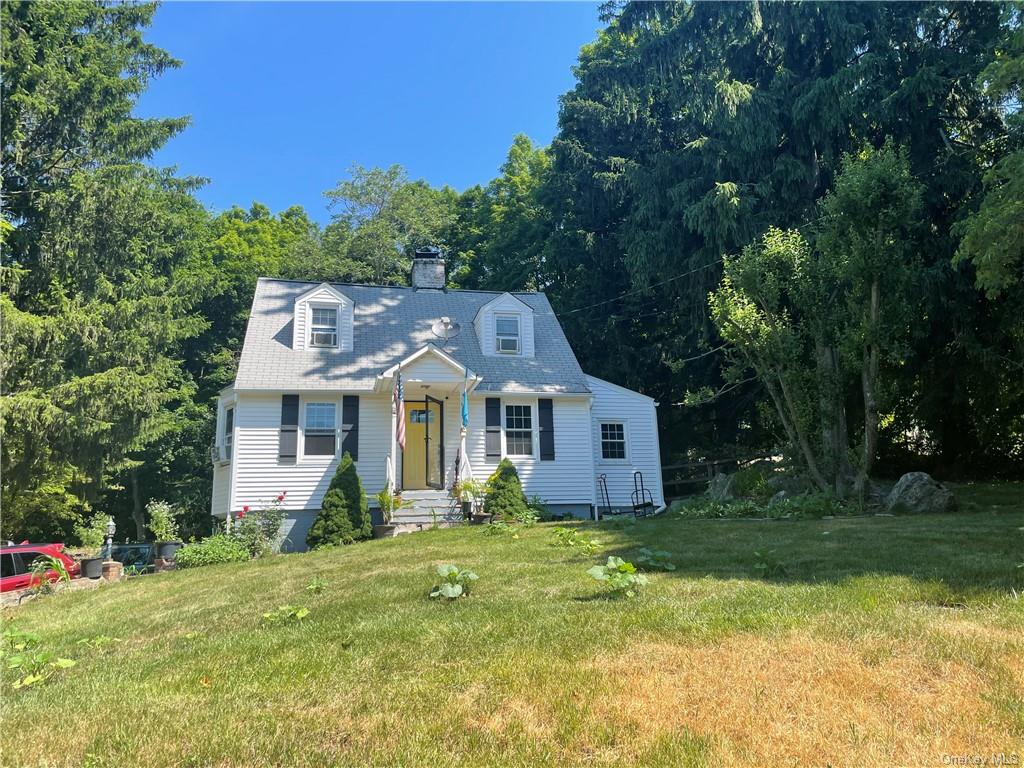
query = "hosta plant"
xmin=262 ymin=605 xmax=310 ymax=625
xmin=551 ymin=527 xmax=601 ymax=556
xmin=429 ymin=564 xmax=478 ymax=600
xmin=305 ymin=577 xmax=328 ymax=594
xmin=587 ymin=557 xmax=649 ymax=598
xmin=2 ymin=628 xmax=76 ymax=690
xmin=634 ymin=548 xmax=676 ymax=571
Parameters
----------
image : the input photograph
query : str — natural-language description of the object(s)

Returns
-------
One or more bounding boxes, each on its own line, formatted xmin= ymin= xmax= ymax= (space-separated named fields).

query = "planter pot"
xmin=460 ymin=501 xmax=473 ymax=519
xmin=469 ymin=513 xmax=493 ymax=525
xmin=373 ymin=524 xmax=398 ymax=539
xmin=81 ymin=557 xmax=104 ymax=580
xmin=156 ymin=541 xmax=182 ymax=561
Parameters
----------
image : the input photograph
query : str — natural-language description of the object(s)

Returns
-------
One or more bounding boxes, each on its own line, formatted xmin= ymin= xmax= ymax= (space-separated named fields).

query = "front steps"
xmin=391 ymin=489 xmax=462 ymax=530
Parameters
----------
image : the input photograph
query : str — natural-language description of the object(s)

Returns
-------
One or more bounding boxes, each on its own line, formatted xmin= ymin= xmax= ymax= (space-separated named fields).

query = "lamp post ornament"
xmin=104 ymin=517 xmax=116 ymax=561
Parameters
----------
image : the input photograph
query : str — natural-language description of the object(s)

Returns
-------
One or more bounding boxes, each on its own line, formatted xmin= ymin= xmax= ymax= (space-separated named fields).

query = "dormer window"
xmin=495 ymin=314 xmax=520 ymax=355
xmin=310 ymin=307 xmax=338 ymax=348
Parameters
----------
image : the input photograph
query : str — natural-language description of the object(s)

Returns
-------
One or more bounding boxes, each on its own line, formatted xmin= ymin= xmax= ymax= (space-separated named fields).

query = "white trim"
xmin=299 ymin=397 xmax=339 ymax=462
xmin=583 ymin=374 xmax=657 ymax=404
xmin=308 ymin=303 xmax=340 ymax=350
xmin=597 ymin=419 xmax=629 ymax=464
xmin=494 ymin=312 xmax=522 ymax=356
xmin=472 ymin=292 xmax=532 ymax=322
xmin=293 ymin=282 xmax=351 ymax=306
xmin=500 ymin=397 xmax=538 ymax=460
xmin=379 ymin=344 xmax=476 ymax=379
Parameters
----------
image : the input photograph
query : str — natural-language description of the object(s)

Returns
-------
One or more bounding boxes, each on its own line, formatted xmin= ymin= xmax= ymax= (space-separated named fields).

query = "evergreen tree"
xmin=306 ymin=453 xmax=370 ymax=548
xmin=1 ymin=1 xmax=212 ymax=540
xmin=483 ymin=460 xmax=530 ymax=520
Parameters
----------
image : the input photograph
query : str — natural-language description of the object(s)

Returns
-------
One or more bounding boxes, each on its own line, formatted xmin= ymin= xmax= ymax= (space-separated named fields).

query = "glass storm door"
xmin=425 ymin=395 xmax=444 ymax=489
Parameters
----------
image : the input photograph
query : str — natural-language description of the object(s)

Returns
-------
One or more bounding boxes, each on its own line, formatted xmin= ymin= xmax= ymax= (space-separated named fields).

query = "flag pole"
xmin=390 ymin=366 xmax=399 ymax=492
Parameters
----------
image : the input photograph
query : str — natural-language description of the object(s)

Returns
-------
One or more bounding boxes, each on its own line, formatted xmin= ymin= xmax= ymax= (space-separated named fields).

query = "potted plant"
xmin=73 ymin=513 xmax=108 ymax=579
xmin=373 ymin=483 xmax=411 ymax=538
xmin=147 ymin=500 xmax=182 ymax=561
xmin=453 ymin=478 xmax=485 ymax=522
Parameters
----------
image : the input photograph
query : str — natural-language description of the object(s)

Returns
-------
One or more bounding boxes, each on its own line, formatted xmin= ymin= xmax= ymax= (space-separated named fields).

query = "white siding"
xmin=230 ymin=392 xmax=392 ymax=513
xmin=465 ymin=394 xmax=594 ymax=505
xmin=224 ymin=390 xmax=603 ymax=516
xmin=211 ymin=463 xmax=231 ymax=517
xmin=587 ymin=375 xmax=664 ymax=510
xmin=403 ymin=354 xmax=464 ymax=383
xmin=474 ymin=294 xmax=535 ymax=358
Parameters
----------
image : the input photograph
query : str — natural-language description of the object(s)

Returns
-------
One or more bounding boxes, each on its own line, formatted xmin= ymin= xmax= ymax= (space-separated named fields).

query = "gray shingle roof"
xmin=234 ymin=278 xmax=591 ymax=393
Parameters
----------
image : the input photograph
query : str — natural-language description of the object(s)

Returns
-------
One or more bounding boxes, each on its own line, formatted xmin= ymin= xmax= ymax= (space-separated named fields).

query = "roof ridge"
xmin=257 ymin=276 xmax=541 ymax=297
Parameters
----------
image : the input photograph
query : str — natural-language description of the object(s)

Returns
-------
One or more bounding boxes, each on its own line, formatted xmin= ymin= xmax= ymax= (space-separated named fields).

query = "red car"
xmin=0 ymin=543 xmax=81 ymax=593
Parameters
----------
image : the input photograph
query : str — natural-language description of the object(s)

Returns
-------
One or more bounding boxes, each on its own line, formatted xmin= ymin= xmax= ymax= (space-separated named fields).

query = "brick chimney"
xmin=411 ymin=246 xmax=445 ymax=289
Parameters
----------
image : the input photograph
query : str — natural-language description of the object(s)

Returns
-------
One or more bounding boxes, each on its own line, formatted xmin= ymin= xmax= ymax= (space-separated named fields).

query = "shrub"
xmin=429 ymin=564 xmax=478 ymax=600
xmin=673 ymin=492 xmax=843 ymax=520
xmin=73 ymin=513 xmax=108 ymax=555
xmin=484 ymin=459 xmax=530 ymax=522
xmin=587 ymin=556 xmax=648 ymax=598
xmin=234 ymin=494 xmax=287 ymax=557
xmin=306 ymin=452 xmax=371 ymax=549
xmin=729 ymin=466 xmax=774 ymax=501
xmin=176 ymin=534 xmax=250 ymax=569
xmin=527 ymin=495 xmax=553 ymax=521
xmin=147 ymin=500 xmax=181 ymax=541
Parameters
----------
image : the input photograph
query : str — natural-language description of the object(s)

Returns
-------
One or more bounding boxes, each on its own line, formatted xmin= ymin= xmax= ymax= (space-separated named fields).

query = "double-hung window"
xmin=600 ymin=422 xmax=626 ymax=460
xmin=505 ymin=404 xmax=533 ymax=456
xmin=304 ymin=403 xmax=336 ymax=456
xmin=223 ymin=406 xmax=234 ymax=461
xmin=495 ymin=314 xmax=520 ymax=354
xmin=310 ymin=307 xmax=338 ymax=348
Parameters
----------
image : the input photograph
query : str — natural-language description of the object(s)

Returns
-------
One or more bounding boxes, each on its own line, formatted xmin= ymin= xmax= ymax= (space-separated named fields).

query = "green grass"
xmin=3 ymin=483 xmax=1023 ymax=767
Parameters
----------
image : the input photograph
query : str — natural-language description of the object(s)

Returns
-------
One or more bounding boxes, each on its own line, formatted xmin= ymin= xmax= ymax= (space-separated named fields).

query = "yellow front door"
xmin=403 ymin=402 xmax=427 ymax=489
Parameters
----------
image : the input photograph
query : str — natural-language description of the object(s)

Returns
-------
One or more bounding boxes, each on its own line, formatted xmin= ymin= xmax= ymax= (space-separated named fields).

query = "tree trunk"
xmin=130 ymin=470 xmax=145 ymax=541
xmin=816 ymin=341 xmax=854 ymax=498
xmin=775 ymin=372 xmax=830 ymax=492
xmin=855 ymin=279 xmax=881 ymax=498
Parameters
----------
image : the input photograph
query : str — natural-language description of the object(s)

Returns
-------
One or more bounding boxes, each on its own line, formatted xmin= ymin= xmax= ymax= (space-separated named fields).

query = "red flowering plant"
xmin=232 ymin=494 xmax=287 ymax=557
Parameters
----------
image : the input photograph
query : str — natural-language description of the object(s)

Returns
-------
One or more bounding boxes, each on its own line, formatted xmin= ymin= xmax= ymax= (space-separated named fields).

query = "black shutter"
xmin=341 ymin=395 xmax=359 ymax=460
xmin=538 ymin=398 xmax=555 ymax=461
xmin=485 ymin=397 xmax=501 ymax=458
xmin=279 ymin=394 xmax=299 ymax=461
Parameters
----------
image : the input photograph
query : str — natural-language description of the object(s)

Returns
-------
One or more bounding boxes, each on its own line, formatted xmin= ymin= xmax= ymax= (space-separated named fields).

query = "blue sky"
xmin=135 ymin=2 xmax=601 ymax=223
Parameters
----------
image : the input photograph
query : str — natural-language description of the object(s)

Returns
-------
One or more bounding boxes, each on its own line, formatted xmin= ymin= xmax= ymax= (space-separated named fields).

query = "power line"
xmin=561 ymin=259 xmax=723 ymax=315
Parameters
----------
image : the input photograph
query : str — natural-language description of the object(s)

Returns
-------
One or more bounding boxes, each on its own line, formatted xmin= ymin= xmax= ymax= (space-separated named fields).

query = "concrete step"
xmin=392 ymin=511 xmax=463 ymax=525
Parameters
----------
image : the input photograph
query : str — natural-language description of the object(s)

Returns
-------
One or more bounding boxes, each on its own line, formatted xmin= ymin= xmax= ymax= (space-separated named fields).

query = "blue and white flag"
xmin=461 ymin=368 xmax=470 ymax=428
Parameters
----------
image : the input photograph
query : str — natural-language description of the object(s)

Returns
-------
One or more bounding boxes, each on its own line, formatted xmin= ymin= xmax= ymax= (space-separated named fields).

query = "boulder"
xmin=885 ymin=472 xmax=955 ymax=515
xmin=765 ymin=472 xmax=814 ymax=495
xmin=707 ymin=473 xmax=736 ymax=501
xmin=768 ymin=490 xmax=790 ymax=506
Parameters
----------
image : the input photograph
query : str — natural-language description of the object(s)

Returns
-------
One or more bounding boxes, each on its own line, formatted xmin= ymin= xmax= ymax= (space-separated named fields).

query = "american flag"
xmin=394 ymin=366 xmax=406 ymax=450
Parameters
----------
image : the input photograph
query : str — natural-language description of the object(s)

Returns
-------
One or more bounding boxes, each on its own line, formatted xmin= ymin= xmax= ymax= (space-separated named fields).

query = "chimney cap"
xmin=414 ymin=245 xmax=442 ymax=260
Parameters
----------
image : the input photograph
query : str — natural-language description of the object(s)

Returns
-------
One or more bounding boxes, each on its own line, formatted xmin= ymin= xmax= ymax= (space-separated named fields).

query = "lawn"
xmin=2 ymin=483 xmax=1023 ymax=767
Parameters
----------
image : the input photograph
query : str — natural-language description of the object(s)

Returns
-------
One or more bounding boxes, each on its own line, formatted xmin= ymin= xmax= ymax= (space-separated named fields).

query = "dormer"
xmin=292 ymin=283 xmax=353 ymax=352
xmin=473 ymin=293 xmax=535 ymax=358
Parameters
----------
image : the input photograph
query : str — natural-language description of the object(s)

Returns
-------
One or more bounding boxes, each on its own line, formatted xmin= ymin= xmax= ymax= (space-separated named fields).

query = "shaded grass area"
xmin=2 ymin=484 xmax=1022 ymax=767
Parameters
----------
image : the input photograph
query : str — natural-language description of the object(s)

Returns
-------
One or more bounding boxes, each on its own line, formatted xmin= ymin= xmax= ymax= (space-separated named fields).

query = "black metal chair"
xmin=631 ymin=471 xmax=656 ymax=517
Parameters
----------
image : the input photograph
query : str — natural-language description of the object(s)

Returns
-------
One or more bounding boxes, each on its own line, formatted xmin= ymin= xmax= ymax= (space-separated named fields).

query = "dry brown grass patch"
xmin=588 ymin=634 xmax=1017 ymax=766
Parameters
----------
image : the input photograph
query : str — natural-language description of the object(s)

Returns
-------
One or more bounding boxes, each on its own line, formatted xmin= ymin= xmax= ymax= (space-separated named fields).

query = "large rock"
xmin=885 ymin=472 xmax=955 ymax=515
xmin=707 ymin=473 xmax=736 ymax=501
xmin=765 ymin=472 xmax=814 ymax=495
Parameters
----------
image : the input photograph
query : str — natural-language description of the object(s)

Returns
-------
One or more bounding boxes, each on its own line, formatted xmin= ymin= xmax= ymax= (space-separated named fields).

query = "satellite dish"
xmin=431 ymin=316 xmax=461 ymax=342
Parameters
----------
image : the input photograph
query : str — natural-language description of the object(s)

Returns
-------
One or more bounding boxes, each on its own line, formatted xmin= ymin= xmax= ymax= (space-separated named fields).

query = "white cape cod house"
xmin=212 ymin=248 xmax=664 ymax=550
